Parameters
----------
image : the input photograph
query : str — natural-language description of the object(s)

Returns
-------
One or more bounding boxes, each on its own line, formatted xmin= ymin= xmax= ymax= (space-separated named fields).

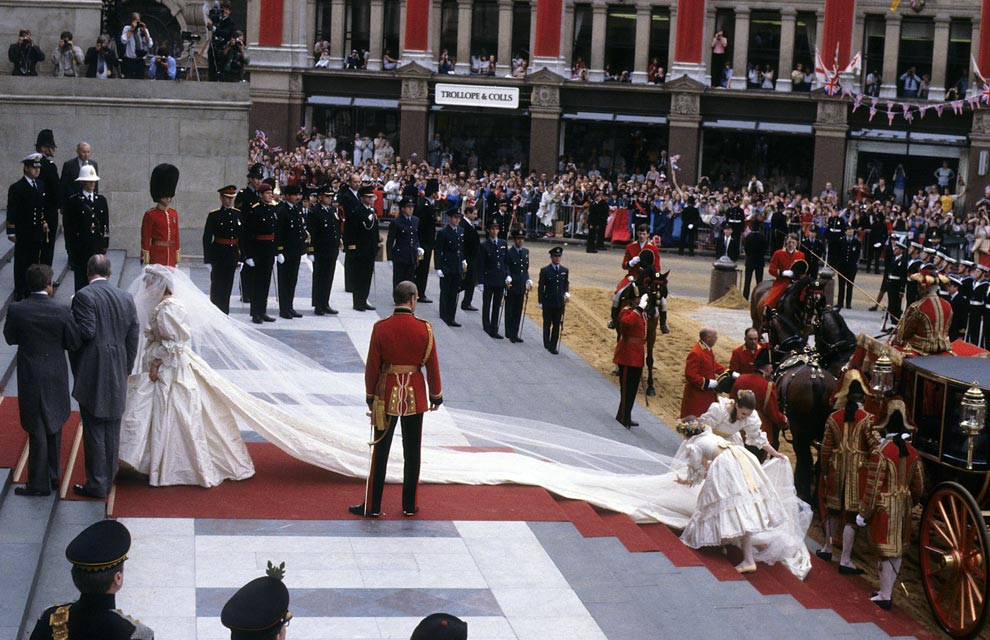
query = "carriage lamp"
xmin=960 ymin=382 xmax=987 ymax=471
xmin=273 ymin=180 xmax=282 ymax=201
xmin=872 ymin=349 xmax=894 ymax=396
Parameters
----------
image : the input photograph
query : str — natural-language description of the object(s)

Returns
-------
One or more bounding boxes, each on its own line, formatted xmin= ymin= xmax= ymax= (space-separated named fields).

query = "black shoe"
xmin=586 ymin=249 xmax=598 ymax=253
xmin=262 ymin=314 xmax=277 ymax=322
xmin=72 ymin=484 xmax=105 ymax=499
xmin=418 ymin=297 xmax=433 ymax=303
xmin=815 ymin=549 xmax=833 ymax=562
xmin=626 ymin=421 xmax=639 ymax=428
xmin=661 ymin=325 xmax=670 ymax=334
xmin=549 ymin=349 xmax=559 ymax=355
xmin=445 ymin=320 xmax=461 ymax=327
xmin=252 ymin=316 xmax=263 ymax=324
xmin=51 ymin=480 xmax=58 ymax=490
xmin=279 ymin=312 xmax=294 ymax=319
xmin=490 ymin=333 xmax=504 ymax=339
xmin=838 ymin=564 xmax=865 ymax=575
xmin=363 ymin=304 xmax=376 ymax=311
xmin=508 ymin=336 xmax=520 ymax=343
xmin=354 ymin=305 xmax=366 ymax=312
xmin=461 ymin=305 xmax=478 ymax=311
xmin=868 ymin=305 xmax=878 ymax=312
xmin=326 ymin=307 xmax=338 ymax=315
xmin=348 ymin=503 xmax=380 ymax=518
xmin=14 ymin=486 xmax=50 ymax=497
xmin=314 ymin=308 xmax=326 ymax=316
xmin=290 ymin=310 xmax=303 ymax=318
xmin=240 ymin=297 xmax=251 ymax=303
xmin=836 ymin=305 xmax=843 ymax=310
xmin=403 ymin=507 xmax=419 ymax=517
xmin=872 ymin=598 xmax=892 ymax=611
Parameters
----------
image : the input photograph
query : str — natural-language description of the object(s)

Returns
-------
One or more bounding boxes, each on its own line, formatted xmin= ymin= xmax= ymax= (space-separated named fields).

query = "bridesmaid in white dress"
xmin=119 ymin=266 xmax=255 ymax=487
xmin=700 ymin=391 xmax=778 ymax=455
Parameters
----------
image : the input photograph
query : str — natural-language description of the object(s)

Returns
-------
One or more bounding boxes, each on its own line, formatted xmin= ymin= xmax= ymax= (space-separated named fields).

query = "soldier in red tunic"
xmin=679 ymin=327 xmax=727 ymax=419
xmin=728 ymin=327 xmax=768 ymax=375
xmin=621 ymin=225 xmax=661 ymax=278
xmin=351 ymin=281 xmax=442 ymax=518
xmin=610 ymin=226 xmax=666 ymax=335
xmin=857 ymin=402 xmax=924 ymax=610
xmin=817 ymin=370 xmax=878 ymax=574
xmin=140 ymin=164 xmax=180 ymax=267
xmin=613 ymin=284 xmax=647 ymax=428
xmin=729 ymin=348 xmax=787 ymax=448
xmin=763 ymin=233 xmax=805 ymax=309
xmin=891 ymin=269 xmax=952 ymax=354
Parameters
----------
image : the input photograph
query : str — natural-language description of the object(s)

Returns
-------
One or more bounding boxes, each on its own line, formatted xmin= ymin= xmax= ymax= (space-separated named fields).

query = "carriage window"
xmin=912 ymin=375 xmax=943 ymax=456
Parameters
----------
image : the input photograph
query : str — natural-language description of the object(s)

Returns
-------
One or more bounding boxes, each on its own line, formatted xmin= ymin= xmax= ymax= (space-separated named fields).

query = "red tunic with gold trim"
xmin=891 ymin=293 xmax=952 ymax=355
xmin=820 ymin=406 xmax=877 ymax=514
xmin=728 ymin=343 xmax=768 ymax=375
xmin=679 ymin=341 xmax=725 ymax=419
xmin=621 ymin=241 xmax=661 ymax=278
xmin=764 ymin=248 xmax=805 ymax=308
xmin=140 ymin=206 xmax=180 ymax=266
xmin=365 ymin=307 xmax=442 ymax=416
xmin=613 ymin=307 xmax=646 ymax=367
xmin=859 ymin=438 xmax=924 ymax=557
xmin=730 ymin=373 xmax=787 ymax=446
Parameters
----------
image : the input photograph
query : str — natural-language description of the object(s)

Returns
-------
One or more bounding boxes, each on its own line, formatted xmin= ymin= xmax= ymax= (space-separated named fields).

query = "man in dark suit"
xmin=35 ymin=129 xmax=60 ymax=266
xmin=338 ymin=173 xmax=363 ymax=295
xmin=414 ymin=179 xmax=440 ymax=303
xmin=274 ymin=184 xmax=309 ymax=319
xmin=866 ymin=208 xmax=888 ymax=274
xmin=946 ymin=277 xmax=969 ymax=342
xmin=742 ymin=221 xmax=767 ymax=300
xmin=386 ymin=196 xmax=421 ymax=288
xmin=800 ymin=227 xmax=825 ymax=277
xmin=479 ymin=219 xmax=508 ymax=338
xmin=835 ymin=227 xmax=861 ymax=310
xmin=202 ymin=185 xmax=243 ymax=314
xmin=715 ymin=226 xmax=740 ymax=261
xmin=459 ymin=206 xmax=481 ymax=311
xmin=538 ymin=246 xmax=569 ymax=354
xmin=59 ymin=141 xmax=98 ymax=206
xmin=4 ymin=264 xmax=81 ymax=496
xmin=434 ymin=208 xmax=465 ymax=326
xmin=678 ymin=197 xmax=700 ymax=256
xmin=881 ymin=240 xmax=908 ymax=325
xmin=308 ymin=185 xmax=341 ymax=315
xmin=344 ymin=185 xmax=380 ymax=311
xmin=7 ymin=153 xmax=50 ymax=301
xmin=767 ymin=206 xmax=790 ymax=254
xmin=70 ymin=254 xmax=139 ymax=499
xmin=586 ymin=191 xmax=609 ymax=253
xmin=62 ymin=164 xmax=109 ymax=292
xmin=504 ymin=229 xmax=531 ymax=343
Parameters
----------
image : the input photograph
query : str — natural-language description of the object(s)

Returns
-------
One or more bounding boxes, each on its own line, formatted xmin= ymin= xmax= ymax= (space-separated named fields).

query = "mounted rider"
xmin=610 ymin=224 xmax=668 ymax=334
xmin=763 ymin=233 xmax=806 ymax=313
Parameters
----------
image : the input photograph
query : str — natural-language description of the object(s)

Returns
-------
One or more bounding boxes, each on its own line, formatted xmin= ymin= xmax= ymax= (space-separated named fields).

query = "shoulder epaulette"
xmin=208 ymin=208 xmax=222 ymax=214
xmin=251 ymin=202 xmax=261 ymax=208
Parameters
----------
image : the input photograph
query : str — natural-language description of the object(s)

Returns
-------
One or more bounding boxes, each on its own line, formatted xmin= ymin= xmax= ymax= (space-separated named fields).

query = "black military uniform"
xmin=387 ymin=196 xmax=421 ymax=288
xmin=947 ymin=277 xmax=969 ymax=342
xmin=234 ymin=163 xmax=264 ymax=303
xmin=243 ymin=184 xmax=278 ymax=323
xmin=275 ymin=185 xmax=309 ymax=319
xmin=343 ymin=185 xmax=380 ymax=311
xmin=202 ymin=185 xmax=243 ymax=314
xmin=678 ymin=198 xmax=700 ymax=256
xmin=504 ymin=229 xmax=531 ymax=342
xmin=29 ymin=520 xmax=154 ymax=640
xmin=835 ymin=232 xmax=861 ymax=309
xmin=905 ymin=244 xmax=925 ymax=307
xmin=63 ymin=177 xmax=109 ymax=292
xmin=414 ymin=179 xmax=439 ymax=302
xmin=220 ymin=567 xmax=291 ymax=640
xmin=800 ymin=230 xmax=824 ymax=278
xmin=538 ymin=246 xmax=569 ymax=353
xmin=725 ymin=202 xmax=745 ymax=237
xmin=866 ymin=212 xmax=888 ymax=273
xmin=968 ymin=273 xmax=987 ymax=344
xmin=479 ymin=219 xmax=508 ymax=338
xmin=434 ymin=209 xmax=465 ymax=326
xmin=307 ymin=185 xmax=341 ymax=315
xmin=36 ymin=130 xmax=60 ymax=267
xmin=882 ymin=242 xmax=908 ymax=324
xmin=825 ymin=212 xmax=846 ymax=264
xmin=7 ymin=154 xmax=50 ymax=300
xmin=459 ymin=213 xmax=481 ymax=310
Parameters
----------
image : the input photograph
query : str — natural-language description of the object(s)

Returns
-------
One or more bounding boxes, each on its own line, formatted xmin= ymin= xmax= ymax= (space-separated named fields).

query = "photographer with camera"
xmin=120 ymin=12 xmax=153 ymax=79
xmin=147 ymin=46 xmax=176 ymax=80
xmin=207 ymin=0 xmax=234 ymax=81
xmin=8 ymin=29 xmax=45 ymax=76
xmin=85 ymin=34 xmax=119 ymax=79
xmin=51 ymin=31 xmax=84 ymax=77
xmin=222 ymin=30 xmax=249 ymax=82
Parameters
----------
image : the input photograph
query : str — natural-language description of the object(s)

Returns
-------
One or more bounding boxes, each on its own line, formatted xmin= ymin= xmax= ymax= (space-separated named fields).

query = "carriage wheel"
xmin=919 ymin=482 xmax=990 ymax=639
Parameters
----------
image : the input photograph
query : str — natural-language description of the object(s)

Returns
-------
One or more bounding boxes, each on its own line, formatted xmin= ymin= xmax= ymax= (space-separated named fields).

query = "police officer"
xmin=414 ymin=179 xmax=439 ymax=303
xmin=434 ymin=207 xmax=465 ymax=326
xmin=63 ymin=164 xmax=109 ymax=292
xmin=201 ymin=186 xmax=242 ymax=313
xmin=882 ymin=240 xmax=908 ymax=325
xmin=538 ymin=246 xmax=570 ymax=354
xmin=235 ymin=163 xmax=265 ymax=303
xmin=479 ymin=219 xmax=508 ymax=338
xmin=7 ymin=153 xmax=50 ymax=300
xmin=800 ymin=227 xmax=824 ymax=278
xmin=35 ymin=129 xmax=60 ymax=267
xmin=29 ymin=520 xmax=154 ymax=640
xmin=504 ymin=228 xmax=531 ymax=343
xmin=220 ymin=564 xmax=291 ymax=640
xmin=307 ymin=185 xmax=341 ymax=315
xmin=275 ymin=184 xmax=310 ymax=319
xmin=387 ymin=195 xmax=421 ymax=288
xmin=825 ymin=209 xmax=847 ymax=264
xmin=344 ymin=185 xmax=380 ymax=311
xmin=244 ymin=183 xmax=278 ymax=324
xmin=835 ymin=227 xmax=861 ymax=310
xmin=725 ymin=197 xmax=745 ymax=237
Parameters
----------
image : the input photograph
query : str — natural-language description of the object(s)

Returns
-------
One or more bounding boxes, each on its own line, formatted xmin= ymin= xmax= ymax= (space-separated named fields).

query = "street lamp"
xmin=960 ymin=382 xmax=987 ymax=471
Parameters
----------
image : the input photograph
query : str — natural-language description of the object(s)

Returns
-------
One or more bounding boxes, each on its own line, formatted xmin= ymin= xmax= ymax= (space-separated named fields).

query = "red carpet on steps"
xmin=0 ymin=398 xmax=86 ymax=490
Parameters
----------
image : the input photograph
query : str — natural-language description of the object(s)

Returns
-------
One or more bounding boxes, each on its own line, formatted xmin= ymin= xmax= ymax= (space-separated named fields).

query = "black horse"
xmin=814 ymin=309 xmax=857 ymax=377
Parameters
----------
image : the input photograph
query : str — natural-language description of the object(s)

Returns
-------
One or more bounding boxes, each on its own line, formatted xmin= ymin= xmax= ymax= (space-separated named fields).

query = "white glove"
xmin=276 ymin=253 xmax=286 ymax=264
xmin=629 ymin=256 xmax=640 ymax=267
xmin=873 ymin=243 xmax=881 ymax=248
xmin=526 ymin=279 xmax=533 ymax=290
xmin=505 ymin=276 xmax=513 ymax=285
xmin=538 ymin=303 xmax=543 ymax=309
xmin=303 ymin=254 xmax=312 ymax=263
xmin=563 ymin=292 xmax=570 ymax=301
xmin=732 ymin=371 xmax=740 ymax=379
xmin=855 ymin=514 xmax=866 ymax=528
xmin=782 ymin=269 xmax=793 ymax=277
xmin=236 ymin=262 xmax=243 ymax=271
xmin=462 ymin=260 xmax=468 ymax=271
xmin=628 ymin=275 xmax=635 ymax=282
xmin=638 ymin=294 xmax=649 ymax=309
xmin=417 ymin=247 xmax=425 ymax=258
xmin=205 ymin=263 xmax=212 ymax=273
xmin=706 ymin=379 xmax=718 ymax=390
xmin=687 ymin=224 xmax=694 ymax=230
xmin=436 ymin=269 xmax=443 ymax=279
xmin=245 ymin=258 xmax=256 ymax=267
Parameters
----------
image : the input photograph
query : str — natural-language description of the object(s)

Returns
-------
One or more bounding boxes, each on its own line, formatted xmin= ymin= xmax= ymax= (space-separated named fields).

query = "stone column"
xmin=561 ymin=2 xmax=575 ymax=70
xmin=399 ymin=75 xmax=430 ymax=160
xmin=879 ymin=12 xmax=901 ymax=98
xmin=929 ymin=15 xmax=951 ymax=96
xmin=668 ymin=88 xmax=703 ymax=182
xmin=431 ymin=0 xmax=442 ymax=65
xmin=589 ymin=2 xmax=607 ymax=81
xmin=729 ymin=8 xmax=750 ymax=90
xmin=968 ymin=110 xmax=990 ymax=201
xmin=812 ymin=99 xmax=849 ymax=196
xmin=670 ymin=0 xmax=705 ymax=83
xmin=455 ymin=0 xmax=472 ymax=74
xmin=981 ymin=0 xmax=990 ymax=84
xmin=776 ymin=8 xmax=797 ymax=91
xmin=632 ymin=5 xmax=652 ymax=83
xmin=969 ymin=20 xmax=982 ymax=98
xmin=367 ymin=0 xmax=385 ymax=70
xmin=528 ymin=81 xmax=563 ymax=174
xmin=497 ymin=0 xmax=513 ymax=75
xmin=532 ymin=0 xmax=566 ymax=75
xmin=669 ymin=4 xmax=678 ymax=75
xmin=247 ymin=0 xmax=261 ymax=47
xmin=329 ymin=0 xmax=345 ymax=67
xmin=402 ymin=0 xmax=433 ymax=67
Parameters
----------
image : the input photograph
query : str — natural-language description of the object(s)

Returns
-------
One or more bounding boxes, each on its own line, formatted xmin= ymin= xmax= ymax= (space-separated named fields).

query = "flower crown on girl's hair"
xmin=676 ymin=416 xmax=706 ymax=438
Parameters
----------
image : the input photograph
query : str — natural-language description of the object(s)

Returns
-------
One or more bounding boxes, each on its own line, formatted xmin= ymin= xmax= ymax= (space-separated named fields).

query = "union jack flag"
xmin=982 ymin=83 xmax=990 ymax=105
xmin=823 ymin=74 xmax=840 ymax=96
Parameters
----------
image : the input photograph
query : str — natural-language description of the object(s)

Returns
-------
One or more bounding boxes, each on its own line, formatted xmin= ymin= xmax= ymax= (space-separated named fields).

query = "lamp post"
xmin=960 ymin=382 xmax=987 ymax=471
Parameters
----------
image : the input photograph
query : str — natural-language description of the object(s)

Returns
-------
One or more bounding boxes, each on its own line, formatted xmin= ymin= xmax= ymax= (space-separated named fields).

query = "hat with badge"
xmin=447 ymin=208 xmax=463 ymax=218
xmin=424 ymin=178 xmax=439 ymax=196
xmin=75 ymin=164 xmax=100 ymax=182
xmin=549 ymin=246 xmax=563 ymax=256
xmin=402 ymin=184 xmax=420 ymax=197
xmin=961 ymin=259 xmax=975 ymax=268
xmin=35 ymin=129 xmax=57 ymax=149
xmin=511 ymin=228 xmax=525 ymax=239
xmin=358 ymin=185 xmax=375 ymax=197
xmin=486 ymin=218 xmax=500 ymax=229
xmin=894 ymin=240 xmax=907 ymax=249
xmin=410 ymin=613 xmax=468 ymax=640
xmin=978 ymin=263 xmax=990 ymax=272
xmin=218 ymin=184 xmax=237 ymax=196
xmin=909 ymin=242 xmax=924 ymax=250
xmin=257 ymin=182 xmax=273 ymax=194
xmin=66 ymin=520 xmax=130 ymax=572
xmin=221 ymin=562 xmax=291 ymax=640
xmin=282 ymin=184 xmax=301 ymax=196
xmin=22 ymin=152 xmax=43 ymax=167
xmin=150 ymin=163 xmax=180 ymax=202
xmin=400 ymin=196 xmax=417 ymax=208
xmin=922 ymin=246 xmax=936 ymax=255
xmin=319 ymin=184 xmax=334 ymax=197
xmin=752 ymin=348 xmax=771 ymax=369
xmin=247 ymin=162 xmax=265 ymax=180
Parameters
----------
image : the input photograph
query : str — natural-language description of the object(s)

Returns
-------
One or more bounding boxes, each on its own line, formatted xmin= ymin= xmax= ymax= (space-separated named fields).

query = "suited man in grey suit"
xmin=59 ymin=141 xmax=98 ymax=207
xmin=70 ymin=254 xmax=139 ymax=498
xmin=3 ymin=264 xmax=81 ymax=495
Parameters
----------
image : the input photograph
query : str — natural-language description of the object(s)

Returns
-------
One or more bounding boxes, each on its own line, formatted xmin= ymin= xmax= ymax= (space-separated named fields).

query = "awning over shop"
xmin=562 ymin=111 xmax=667 ymax=124
xmin=702 ymin=119 xmax=813 ymax=135
xmin=307 ymin=95 xmax=399 ymax=109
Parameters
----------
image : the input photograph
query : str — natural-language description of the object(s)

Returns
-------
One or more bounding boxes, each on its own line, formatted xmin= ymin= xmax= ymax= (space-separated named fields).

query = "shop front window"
xmin=701 ymin=129 xmax=813 ymax=192
xmin=747 ymin=10 xmax=781 ymax=90
xmin=562 ymin=120 xmax=668 ymax=178
xmin=432 ymin=111 xmax=530 ymax=172
xmin=896 ymin=17 xmax=934 ymax=98
xmin=604 ymin=6 xmax=636 ymax=81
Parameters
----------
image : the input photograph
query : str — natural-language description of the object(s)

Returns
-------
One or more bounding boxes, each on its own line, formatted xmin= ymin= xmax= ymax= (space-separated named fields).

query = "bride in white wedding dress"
xmin=117 ymin=266 xmax=812 ymax=578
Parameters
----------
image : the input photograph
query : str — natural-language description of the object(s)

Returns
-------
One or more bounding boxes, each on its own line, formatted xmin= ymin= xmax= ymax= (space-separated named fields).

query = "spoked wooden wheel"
xmin=919 ymin=482 xmax=990 ymax=638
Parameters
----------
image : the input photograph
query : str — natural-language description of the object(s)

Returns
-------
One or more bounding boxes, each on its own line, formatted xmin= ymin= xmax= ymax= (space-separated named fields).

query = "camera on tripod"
xmin=181 ymin=30 xmax=200 ymax=42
